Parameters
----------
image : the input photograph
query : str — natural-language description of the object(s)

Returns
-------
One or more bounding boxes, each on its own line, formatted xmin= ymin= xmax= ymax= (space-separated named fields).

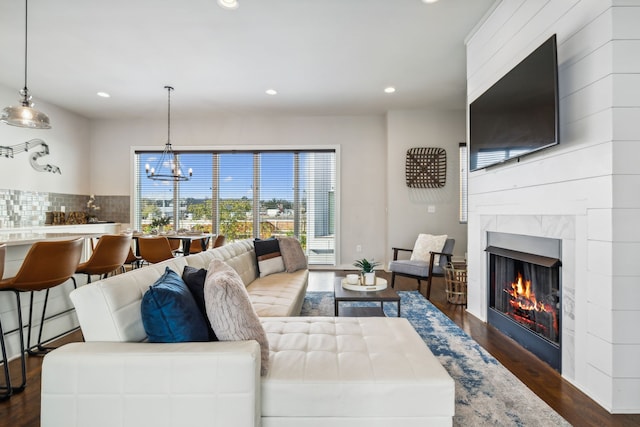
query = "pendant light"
xmin=0 ymin=0 xmax=51 ymax=129
xmin=145 ymin=86 xmax=192 ymax=182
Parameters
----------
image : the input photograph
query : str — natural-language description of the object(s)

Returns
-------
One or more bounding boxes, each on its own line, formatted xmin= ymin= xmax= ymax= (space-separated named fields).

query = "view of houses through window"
xmin=134 ymin=149 xmax=336 ymax=265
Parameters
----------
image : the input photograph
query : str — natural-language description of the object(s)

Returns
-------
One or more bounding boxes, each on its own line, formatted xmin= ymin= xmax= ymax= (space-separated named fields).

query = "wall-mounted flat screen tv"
xmin=469 ymin=34 xmax=559 ymax=172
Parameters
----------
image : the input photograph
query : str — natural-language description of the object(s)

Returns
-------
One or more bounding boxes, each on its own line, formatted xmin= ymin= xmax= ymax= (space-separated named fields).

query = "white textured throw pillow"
xmin=258 ymin=256 xmax=285 ymax=277
xmin=410 ymin=234 xmax=448 ymax=265
xmin=204 ymin=259 xmax=270 ymax=375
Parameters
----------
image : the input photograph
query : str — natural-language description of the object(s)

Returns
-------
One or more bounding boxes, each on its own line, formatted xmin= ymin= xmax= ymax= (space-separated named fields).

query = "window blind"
xmin=459 ymin=142 xmax=468 ymax=224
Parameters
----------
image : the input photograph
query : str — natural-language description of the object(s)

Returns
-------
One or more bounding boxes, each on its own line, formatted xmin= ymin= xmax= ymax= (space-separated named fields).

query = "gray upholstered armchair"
xmin=389 ymin=238 xmax=455 ymax=300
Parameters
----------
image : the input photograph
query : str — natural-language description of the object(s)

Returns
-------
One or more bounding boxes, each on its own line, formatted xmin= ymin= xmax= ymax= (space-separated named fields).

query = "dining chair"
xmin=138 ymin=236 xmax=175 ymax=264
xmin=75 ymin=234 xmax=132 ymax=283
xmin=123 ymin=246 xmax=142 ymax=271
xmin=213 ymin=234 xmax=226 ymax=248
xmin=0 ymin=238 xmax=84 ymax=393
xmin=168 ymin=238 xmax=182 ymax=255
xmin=186 ymin=236 xmax=211 ymax=254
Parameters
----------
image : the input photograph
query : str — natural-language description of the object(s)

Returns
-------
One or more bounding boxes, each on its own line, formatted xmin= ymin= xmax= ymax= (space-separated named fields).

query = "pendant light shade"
xmin=1 ymin=0 xmax=51 ymax=129
xmin=145 ymin=86 xmax=192 ymax=182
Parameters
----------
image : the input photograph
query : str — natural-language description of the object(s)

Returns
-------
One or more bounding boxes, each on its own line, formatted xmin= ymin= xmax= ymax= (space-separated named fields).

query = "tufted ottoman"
xmin=260 ymin=316 xmax=455 ymax=427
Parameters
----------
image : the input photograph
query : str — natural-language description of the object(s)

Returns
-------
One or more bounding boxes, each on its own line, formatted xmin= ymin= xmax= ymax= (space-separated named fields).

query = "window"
xmin=459 ymin=142 xmax=468 ymax=223
xmin=134 ymin=149 xmax=336 ymax=265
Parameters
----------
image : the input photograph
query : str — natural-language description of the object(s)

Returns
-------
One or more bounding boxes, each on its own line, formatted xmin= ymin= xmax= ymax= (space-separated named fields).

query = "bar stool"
xmin=138 ymin=236 xmax=175 ymax=264
xmin=0 ymin=238 xmax=83 ymax=392
xmin=75 ymin=234 xmax=132 ymax=283
xmin=0 ymin=243 xmax=10 ymax=400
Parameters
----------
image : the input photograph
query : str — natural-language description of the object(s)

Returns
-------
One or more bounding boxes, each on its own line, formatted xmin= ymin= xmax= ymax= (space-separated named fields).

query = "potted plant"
xmin=151 ymin=216 xmax=171 ymax=233
xmin=353 ymin=258 xmax=380 ymax=285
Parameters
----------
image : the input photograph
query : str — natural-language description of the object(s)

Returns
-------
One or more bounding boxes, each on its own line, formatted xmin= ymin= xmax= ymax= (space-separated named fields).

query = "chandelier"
xmin=145 ymin=86 xmax=192 ymax=182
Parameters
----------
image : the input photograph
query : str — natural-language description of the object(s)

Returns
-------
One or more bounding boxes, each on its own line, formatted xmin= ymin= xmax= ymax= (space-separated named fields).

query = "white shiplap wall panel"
xmin=588 ymin=208 xmax=613 ymax=241
xmin=612 ymin=5 xmax=640 ymax=36
xmin=612 ymin=275 xmax=640 ymax=310
xmin=613 ymin=107 xmax=640 ymax=139
xmin=562 ymin=108 xmax=613 ymax=147
xmin=613 ymin=140 xmax=640 ymax=173
xmin=613 ymin=40 xmax=640 ymax=71
xmin=613 ymin=74 xmax=640 ymax=105
xmin=560 ymin=42 xmax=612 ymax=99
xmin=612 ymin=175 xmax=640 ymax=208
xmin=587 ymin=269 xmax=613 ymax=311
xmin=561 ymin=74 xmax=612 ymax=123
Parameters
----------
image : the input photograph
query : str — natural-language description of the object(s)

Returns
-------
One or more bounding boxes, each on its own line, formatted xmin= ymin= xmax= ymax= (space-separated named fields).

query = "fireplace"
xmin=486 ymin=232 xmax=561 ymax=372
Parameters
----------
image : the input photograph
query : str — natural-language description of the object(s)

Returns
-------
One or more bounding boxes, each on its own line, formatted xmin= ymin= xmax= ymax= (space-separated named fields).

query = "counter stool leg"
xmin=0 ymin=318 xmax=12 ymax=400
xmin=10 ymin=291 xmax=26 ymax=393
xmin=27 ymin=277 xmax=78 ymax=356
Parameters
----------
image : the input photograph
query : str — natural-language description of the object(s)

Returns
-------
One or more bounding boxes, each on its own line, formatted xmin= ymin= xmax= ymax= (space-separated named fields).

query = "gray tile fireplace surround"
xmin=0 ymin=189 xmax=129 ymax=228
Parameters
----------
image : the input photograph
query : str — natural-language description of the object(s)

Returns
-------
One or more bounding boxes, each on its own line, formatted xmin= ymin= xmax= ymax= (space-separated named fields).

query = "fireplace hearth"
xmin=486 ymin=232 xmax=562 ymax=372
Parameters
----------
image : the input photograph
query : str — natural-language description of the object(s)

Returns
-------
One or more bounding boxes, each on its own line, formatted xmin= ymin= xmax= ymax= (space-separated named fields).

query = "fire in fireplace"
xmin=486 ymin=232 xmax=562 ymax=372
xmin=505 ymin=271 xmax=558 ymax=341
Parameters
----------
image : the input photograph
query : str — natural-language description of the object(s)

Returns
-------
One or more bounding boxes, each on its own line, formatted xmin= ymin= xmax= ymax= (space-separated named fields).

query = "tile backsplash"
xmin=0 ymin=189 xmax=130 ymax=228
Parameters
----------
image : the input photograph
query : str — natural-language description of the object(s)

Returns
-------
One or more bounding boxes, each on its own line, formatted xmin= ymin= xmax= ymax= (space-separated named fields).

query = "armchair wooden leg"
xmin=391 ymin=272 xmax=396 ymax=288
xmin=426 ymin=276 xmax=433 ymax=300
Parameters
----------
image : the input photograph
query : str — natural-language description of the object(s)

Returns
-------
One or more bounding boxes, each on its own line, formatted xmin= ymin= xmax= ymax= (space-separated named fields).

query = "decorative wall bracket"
xmin=0 ymin=138 xmax=61 ymax=174
xmin=405 ymin=147 xmax=446 ymax=188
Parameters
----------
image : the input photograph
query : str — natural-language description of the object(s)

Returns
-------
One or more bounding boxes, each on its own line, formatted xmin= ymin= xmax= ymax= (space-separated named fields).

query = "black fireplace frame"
xmin=486 ymin=232 xmax=562 ymax=372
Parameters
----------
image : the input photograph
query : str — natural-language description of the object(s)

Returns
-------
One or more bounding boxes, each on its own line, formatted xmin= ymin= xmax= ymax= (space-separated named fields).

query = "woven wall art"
xmin=405 ymin=147 xmax=446 ymax=188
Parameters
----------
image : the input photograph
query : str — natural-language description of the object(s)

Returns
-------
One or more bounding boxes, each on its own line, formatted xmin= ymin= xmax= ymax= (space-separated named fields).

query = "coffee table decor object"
xmin=352 ymin=257 xmax=381 ymax=285
xmin=341 ymin=277 xmax=387 ymax=292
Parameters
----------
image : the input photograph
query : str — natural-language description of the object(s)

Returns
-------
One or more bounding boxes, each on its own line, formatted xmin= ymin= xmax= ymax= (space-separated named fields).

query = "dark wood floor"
xmin=0 ymin=272 xmax=639 ymax=427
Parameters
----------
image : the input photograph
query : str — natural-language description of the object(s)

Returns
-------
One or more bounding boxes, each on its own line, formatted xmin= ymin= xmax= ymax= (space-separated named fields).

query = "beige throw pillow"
xmin=277 ymin=237 xmax=307 ymax=273
xmin=204 ymin=259 xmax=269 ymax=375
xmin=410 ymin=234 xmax=448 ymax=265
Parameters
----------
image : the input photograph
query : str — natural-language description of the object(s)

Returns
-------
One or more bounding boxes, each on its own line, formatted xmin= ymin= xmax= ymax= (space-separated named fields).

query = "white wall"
xmin=386 ymin=109 xmax=468 ymax=262
xmin=0 ymin=84 xmax=91 ymax=194
xmin=466 ymin=0 xmax=640 ymax=413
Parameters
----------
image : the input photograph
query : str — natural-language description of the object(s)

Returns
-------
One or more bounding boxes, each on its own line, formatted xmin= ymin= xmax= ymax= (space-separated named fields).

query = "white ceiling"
xmin=0 ymin=0 xmax=495 ymax=120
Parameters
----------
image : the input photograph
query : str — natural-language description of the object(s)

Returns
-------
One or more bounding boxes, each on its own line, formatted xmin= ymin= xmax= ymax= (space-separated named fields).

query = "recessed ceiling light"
xmin=265 ymin=89 xmax=278 ymax=96
xmin=422 ymin=0 xmax=439 ymax=3
xmin=384 ymin=87 xmax=396 ymax=94
xmin=97 ymin=92 xmax=111 ymax=98
xmin=218 ymin=0 xmax=239 ymax=10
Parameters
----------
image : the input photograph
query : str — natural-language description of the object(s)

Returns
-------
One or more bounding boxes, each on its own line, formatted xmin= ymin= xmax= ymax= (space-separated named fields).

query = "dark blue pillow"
xmin=141 ymin=267 xmax=209 ymax=343
xmin=182 ymin=265 xmax=218 ymax=341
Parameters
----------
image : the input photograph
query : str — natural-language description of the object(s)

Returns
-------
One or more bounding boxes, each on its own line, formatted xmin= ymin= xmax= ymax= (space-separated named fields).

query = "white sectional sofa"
xmin=41 ymin=239 xmax=455 ymax=427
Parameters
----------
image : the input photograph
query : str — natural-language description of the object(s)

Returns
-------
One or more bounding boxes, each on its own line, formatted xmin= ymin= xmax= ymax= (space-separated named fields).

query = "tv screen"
xmin=469 ymin=35 xmax=559 ymax=172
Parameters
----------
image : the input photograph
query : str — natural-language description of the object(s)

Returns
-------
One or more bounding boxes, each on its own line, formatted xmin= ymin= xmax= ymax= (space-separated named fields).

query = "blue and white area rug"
xmin=301 ymin=291 xmax=571 ymax=427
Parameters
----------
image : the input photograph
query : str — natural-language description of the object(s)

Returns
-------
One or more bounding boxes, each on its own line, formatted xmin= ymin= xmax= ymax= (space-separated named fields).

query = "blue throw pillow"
xmin=141 ymin=267 xmax=210 ymax=343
